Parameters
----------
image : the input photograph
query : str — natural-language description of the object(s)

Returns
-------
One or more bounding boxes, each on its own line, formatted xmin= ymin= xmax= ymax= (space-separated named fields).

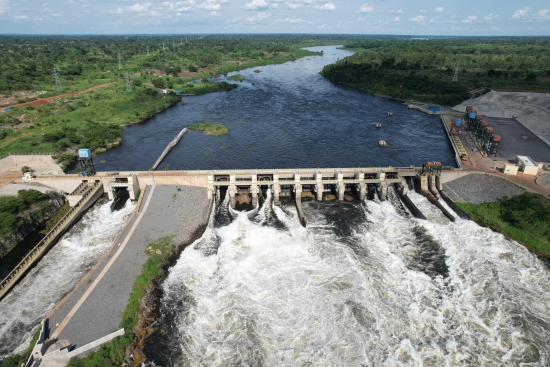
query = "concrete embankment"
xmin=46 ymin=184 xmax=212 ymax=356
xmin=0 ymin=182 xmax=104 ymax=300
xmin=151 ymin=128 xmax=188 ymax=170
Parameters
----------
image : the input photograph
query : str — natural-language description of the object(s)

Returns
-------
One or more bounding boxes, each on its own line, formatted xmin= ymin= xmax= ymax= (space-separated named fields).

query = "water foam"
xmin=0 ymin=200 xmax=135 ymax=357
xmin=151 ymin=194 xmax=550 ymax=366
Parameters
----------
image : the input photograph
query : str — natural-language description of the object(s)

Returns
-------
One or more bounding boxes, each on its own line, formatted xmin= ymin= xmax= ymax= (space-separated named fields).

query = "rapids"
xmin=145 ymin=189 xmax=550 ymax=366
xmin=0 ymin=200 xmax=135 ymax=358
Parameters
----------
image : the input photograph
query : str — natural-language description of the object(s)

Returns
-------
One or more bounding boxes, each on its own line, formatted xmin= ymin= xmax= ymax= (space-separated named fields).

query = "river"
xmin=94 ymin=46 xmax=455 ymax=171
xmin=144 ymin=189 xmax=550 ymax=366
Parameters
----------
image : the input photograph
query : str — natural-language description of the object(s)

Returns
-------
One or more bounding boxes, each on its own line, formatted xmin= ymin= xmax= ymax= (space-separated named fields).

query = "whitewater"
xmin=146 ymin=189 xmax=550 ymax=366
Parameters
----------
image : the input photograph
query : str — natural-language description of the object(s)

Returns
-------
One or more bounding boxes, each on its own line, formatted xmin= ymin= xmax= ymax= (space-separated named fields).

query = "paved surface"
xmin=454 ymin=91 xmax=550 ymax=145
xmin=0 ymin=155 xmax=63 ymax=176
xmin=443 ymin=173 xmax=526 ymax=203
xmin=483 ymin=116 xmax=550 ymax=162
xmin=47 ymin=185 xmax=211 ymax=349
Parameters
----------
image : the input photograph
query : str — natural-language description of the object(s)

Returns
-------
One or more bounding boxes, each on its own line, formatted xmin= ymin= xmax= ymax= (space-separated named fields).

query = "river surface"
xmin=144 ymin=189 xmax=550 ymax=366
xmin=0 ymin=200 xmax=134 ymax=358
xmin=94 ymin=46 xmax=455 ymax=171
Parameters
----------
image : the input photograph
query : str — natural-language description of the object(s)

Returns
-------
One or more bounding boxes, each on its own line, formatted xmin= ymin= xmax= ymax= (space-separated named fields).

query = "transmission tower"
xmin=118 ymin=52 xmax=123 ymax=70
xmin=162 ymin=42 xmax=165 ymax=51
xmin=125 ymin=72 xmax=132 ymax=92
xmin=53 ymin=68 xmax=62 ymax=91
xmin=452 ymin=62 xmax=459 ymax=82
xmin=147 ymin=46 xmax=150 ymax=56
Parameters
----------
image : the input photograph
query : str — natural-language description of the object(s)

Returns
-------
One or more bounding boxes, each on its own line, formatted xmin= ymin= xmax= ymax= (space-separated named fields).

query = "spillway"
xmin=0 ymin=200 xmax=135 ymax=358
xmin=145 ymin=189 xmax=550 ymax=366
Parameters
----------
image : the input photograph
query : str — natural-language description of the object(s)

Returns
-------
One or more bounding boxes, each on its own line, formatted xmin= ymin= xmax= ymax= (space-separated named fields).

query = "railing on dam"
xmin=0 ymin=181 xmax=103 ymax=300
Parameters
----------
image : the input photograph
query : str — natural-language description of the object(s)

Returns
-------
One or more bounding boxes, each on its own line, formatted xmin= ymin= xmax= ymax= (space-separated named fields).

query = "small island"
xmin=228 ymin=74 xmax=244 ymax=82
xmin=188 ymin=122 xmax=229 ymax=136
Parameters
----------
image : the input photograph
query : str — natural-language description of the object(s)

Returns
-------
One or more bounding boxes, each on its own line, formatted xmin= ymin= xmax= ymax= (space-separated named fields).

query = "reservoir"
xmin=94 ymin=46 xmax=455 ymax=171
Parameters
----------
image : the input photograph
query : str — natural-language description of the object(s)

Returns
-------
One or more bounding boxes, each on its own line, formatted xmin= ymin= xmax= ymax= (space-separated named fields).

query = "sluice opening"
xmin=111 ymin=187 xmax=129 ymax=211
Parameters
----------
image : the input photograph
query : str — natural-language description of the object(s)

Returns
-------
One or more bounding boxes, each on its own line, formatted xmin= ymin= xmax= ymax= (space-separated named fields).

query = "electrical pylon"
xmin=452 ymin=62 xmax=459 ymax=82
xmin=118 ymin=53 xmax=123 ymax=70
xmin=53 ymin=68 xmax=62 ymax=91
xmin=125 ymin=72 xmax=132 ymax=92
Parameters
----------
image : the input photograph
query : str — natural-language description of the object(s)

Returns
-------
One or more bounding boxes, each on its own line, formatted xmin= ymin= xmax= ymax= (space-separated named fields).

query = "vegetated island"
xmin=188 ymin=122 xmax=229 ymax=136
xmin=227 ymin=74 xmax=244 ymax=82
xmin=320 ymin=37 xmax=550 ymax=106
xmin=456 ymin=192 xmax=550 ymax=259
xmin=0 ymin=34 xmax=354 ymax=169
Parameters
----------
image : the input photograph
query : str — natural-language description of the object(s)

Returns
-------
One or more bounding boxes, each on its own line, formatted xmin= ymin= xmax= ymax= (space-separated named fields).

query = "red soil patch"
xmin=0 ymin=83 xmax=112 ymax=112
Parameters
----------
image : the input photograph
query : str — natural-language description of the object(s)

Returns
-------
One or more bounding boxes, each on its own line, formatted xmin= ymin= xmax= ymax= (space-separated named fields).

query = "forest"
xmin=321 ymin=37 xmax=550 ymax=105
xmin=0 ymin=34 xmax=357 ymax=167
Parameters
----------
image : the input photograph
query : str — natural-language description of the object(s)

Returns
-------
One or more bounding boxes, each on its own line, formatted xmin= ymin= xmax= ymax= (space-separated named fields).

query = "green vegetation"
xmin=228 ymin=73 xmax=244 ymax=82
xmin=253 ymin=69 xmax=262 ymax=73
xmin=188 ymin=122 xmax=229 ymax=136
xmin=456 ymin=192 xmax=550 ymax=257
xmin=2 ymin=326 xmax=41 ymax=367
xmin=321 ymin=37 xmax=550 ymax=105
xmin=67 ymin=236 xmax=175 ymax=367
xmin=0 ymin=189 xmax=53 ymax=236
xmin=0 ymin=35 xmax=359 ymax=161
xmin=39 ymin=202 xmax=70 ymax=234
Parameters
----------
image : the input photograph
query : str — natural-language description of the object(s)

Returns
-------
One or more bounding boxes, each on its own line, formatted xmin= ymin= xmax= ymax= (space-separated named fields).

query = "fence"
xmin=0 ymin=181 xmax=103 ymax=300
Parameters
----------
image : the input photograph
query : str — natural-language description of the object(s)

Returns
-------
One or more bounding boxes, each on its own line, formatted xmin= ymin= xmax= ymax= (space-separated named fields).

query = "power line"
xmin=53 ymin=68 xmax=62 ymax=91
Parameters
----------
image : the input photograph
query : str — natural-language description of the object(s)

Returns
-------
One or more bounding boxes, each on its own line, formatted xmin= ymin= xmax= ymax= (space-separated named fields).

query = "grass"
xmin=2 ymin=326 xmax=41 ymax=367
xmin=188 ymin=122 xmax=229 ymax=136
xmin=253 ymin=69 xmax=262 ymax=73
xmin=456 ymin=192 xmax=550 ymax=257
xmin=227 ymin=74 xmax=244 ymax=82
xmin=67 ymin=236 xmax=175 ymax=367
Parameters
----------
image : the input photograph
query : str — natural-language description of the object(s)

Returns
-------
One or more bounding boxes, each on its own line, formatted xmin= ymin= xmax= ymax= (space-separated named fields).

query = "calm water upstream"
xmin=94 ymin=46 xmax=455 ymax=171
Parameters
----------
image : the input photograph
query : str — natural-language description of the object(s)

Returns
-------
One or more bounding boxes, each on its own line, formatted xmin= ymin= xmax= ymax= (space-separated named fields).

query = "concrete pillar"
xmin=294 ymin=170 xmax=301 ymax=199
xmin=378 ymin=182 xmax=387 ymax=201
xmin=251 ymin=171 xmax=258 ymax=208
xmin=428 ymin=174 xmax=440 ymax=199
xmin=229 ymin=172 xmax=236 ymax=208
xmin=207 ymin=171 xmax=214 ymax=200
xmin=336 ymin=170 xmax=345 ymax=201
xmin=129 ymin=175 xmax=139 ymax=200
xmin=356 ymin=170 xmax=366 ymax=201
xmin=376 ymin=170 xmax=386 ymax=201
xmin=107 ymin=188 xmax=114 ymax=200
xmin=273 ymin=170 xmax=280 ymax=206
xmin=435 ymin=173 xmax=442 ymax=191
xmin=416 ymin=174 xmax=429 ymax=192
xmin=314 ymin=170 xmax=323 ymax=201
xmin=400 ymin=179 xmax=408 ymax=196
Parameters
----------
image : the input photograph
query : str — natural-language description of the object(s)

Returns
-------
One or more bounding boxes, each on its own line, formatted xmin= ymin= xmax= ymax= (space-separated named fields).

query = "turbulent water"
xmin=0 ymin=200 xmax=135 ymax=357
xmin=94 ymin=45 xmax=456 ymax=171
xmin=145 ymin=190 xmax=550 ymax=366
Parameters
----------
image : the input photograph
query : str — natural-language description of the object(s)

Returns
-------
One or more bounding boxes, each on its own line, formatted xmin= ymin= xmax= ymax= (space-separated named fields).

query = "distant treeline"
xmin=320 ymin=37 xmax=550 ymax=105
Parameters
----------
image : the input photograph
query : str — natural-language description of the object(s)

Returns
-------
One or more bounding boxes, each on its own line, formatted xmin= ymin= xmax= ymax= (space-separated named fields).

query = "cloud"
xmin=409 ymin=15 xmax=425 ymax=24
xmin=13 ymin=15 xmax=28 ymax=19
xmin=0 ymin=0 xmax=8 ymax=15
xmin=318 ymin=3 xmax=335 ymax=11
xmin=163 ymin=1 xmax=195 ymax=12
xmin=537 ymin=9 xmax=549 ymax=18
xmin=127 ymin=2 xmax=151 ymax=12
xmin=197 ymin=0 xmax=219 ymax=10
xmin=275 ymin=17 xmax=311 ymax=23
xmin=244 ymin=0 xmax=268 ymax=10
xmin=357 ymin=3 xmax=373 ymax=13
xmin=512 ymin=7 xmax=529 ymax=19
xmin=390 ymin=9 xmax=404 ymax=14
xmin=434 ymin=7 xmax=443 ymax=13
xmin=462 ymin=15 xmax=477 ymax=23
xmin=392 ymin=16 xmax=399 ymax=21
xmin=484 ymin=13 xmax=498 ymax=20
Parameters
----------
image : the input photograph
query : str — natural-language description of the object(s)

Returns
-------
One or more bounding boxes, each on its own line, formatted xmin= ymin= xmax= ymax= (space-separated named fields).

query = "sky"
xmin=0 ymin=0 xmax=549 ymax=35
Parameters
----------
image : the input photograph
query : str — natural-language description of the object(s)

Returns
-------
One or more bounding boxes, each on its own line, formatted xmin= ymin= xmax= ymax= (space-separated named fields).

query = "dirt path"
xmin=0 ymin=83 xmax=112 ymax=112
